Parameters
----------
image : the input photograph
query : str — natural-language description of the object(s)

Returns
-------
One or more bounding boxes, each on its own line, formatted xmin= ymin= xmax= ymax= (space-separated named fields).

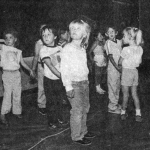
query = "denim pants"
xmin=68 ymin=80 xmax=90 ymax=141
xmin=1 ymin=70 xmax=22 ymax=115
xmin=37 ymin=63 xmax=46 ymax=108
xmin=44 ymin=77 xmax=64 ymax=124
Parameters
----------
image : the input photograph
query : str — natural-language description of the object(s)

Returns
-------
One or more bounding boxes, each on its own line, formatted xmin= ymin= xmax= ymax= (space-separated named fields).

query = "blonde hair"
xmin=69 ymin=19 xmax=91 ymax=48
xmin=123 ymin=27 xmax=144 ymax=46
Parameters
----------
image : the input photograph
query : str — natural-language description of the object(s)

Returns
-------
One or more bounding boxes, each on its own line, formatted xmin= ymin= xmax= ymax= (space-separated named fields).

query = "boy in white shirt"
xmin=61 ymin=19 xmax=95 ymax=145
xmin=40 ymin=25 xmax=67 ymax=129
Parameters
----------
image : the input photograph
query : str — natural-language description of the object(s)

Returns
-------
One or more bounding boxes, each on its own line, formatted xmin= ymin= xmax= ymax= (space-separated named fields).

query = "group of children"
xmin=0 ymin=16 xmax=144 ymax=145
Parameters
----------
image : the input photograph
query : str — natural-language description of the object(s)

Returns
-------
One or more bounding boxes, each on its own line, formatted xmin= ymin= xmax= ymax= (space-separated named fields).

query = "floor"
xmin=0 ymin=59 xmax=150 ymax=150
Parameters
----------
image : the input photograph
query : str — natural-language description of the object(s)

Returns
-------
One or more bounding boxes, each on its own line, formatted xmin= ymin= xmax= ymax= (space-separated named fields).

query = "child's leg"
xmin=81 ymin=81 xmax=90 ymax=137
xmin=37 ymin=63 xmax=46 ymax=109
xmin=12 ymin=71 xmax=22 ymax=115
xmin=131 ymin=86 xmax=141 ymax=116
xmin=1 ymin=72 xmax=13 ymax=115
xmin=121 ymin=85 xmax=129 ymax=114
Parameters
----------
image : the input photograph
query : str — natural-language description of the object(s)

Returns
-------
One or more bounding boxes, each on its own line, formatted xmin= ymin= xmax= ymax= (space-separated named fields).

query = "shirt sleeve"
xmin=121 ymin=47 xmax=130 ymax=59
xmin=60 ymin=45 xmax=73 ymax=91
xmin=40 ymin=46 xmax=50 ymax=62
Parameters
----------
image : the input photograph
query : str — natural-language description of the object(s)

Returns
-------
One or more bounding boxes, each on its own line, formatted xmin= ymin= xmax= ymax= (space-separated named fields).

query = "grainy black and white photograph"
xmin=0 ymin=0 xmax=150 ymax=149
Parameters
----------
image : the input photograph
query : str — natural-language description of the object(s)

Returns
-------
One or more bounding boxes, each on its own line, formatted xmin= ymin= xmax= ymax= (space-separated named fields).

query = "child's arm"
xmin=88 ymin=41 xmax=97 ymax=62
xmin=0 ymin=39 xmax=5 ymax=50
xmin=20 ymin=54 xmax=34 ymax=77
xmin=108 ymin=54 xmax=120 ymax=72
xmin=42 ymin=57 xmax=61 ymax=78
xmin=32 ymin=41 xmax=41 ymax=72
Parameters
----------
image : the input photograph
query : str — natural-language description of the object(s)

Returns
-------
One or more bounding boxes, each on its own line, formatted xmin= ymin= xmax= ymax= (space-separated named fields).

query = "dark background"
xmin=0 ymin=0 xmax=149 ymax=58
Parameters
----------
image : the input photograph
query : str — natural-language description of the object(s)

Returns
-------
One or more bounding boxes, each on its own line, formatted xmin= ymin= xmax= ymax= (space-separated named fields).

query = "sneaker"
xmin=58 ymin=119 xmax=69 ymax=126
xmin=0 ymin=115 xmax=8 ymax=126
xmin=84 ymin=132 xmax=96 ymax=138
xmin=121 ymin=114 xmax=128 ymax=121
xmin=74 ymin=138 xmax=91 ymax=145
xmin=135 ymin=115 xmax=143 ymax=122
xmin=14 ymin=114 xmax=23 ymax=119
xmin=108 ymin=108 xmax=121 ymax=114
xmin=38 ymin=108 xmax=47 ymax=115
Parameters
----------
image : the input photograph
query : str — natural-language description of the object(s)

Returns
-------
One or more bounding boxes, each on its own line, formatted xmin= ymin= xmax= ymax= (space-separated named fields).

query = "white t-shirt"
xmin=0 ymin=44 xmax=22 ymax=70
xmin=121 ymin=45 xmax=143 ymax=69
xmin=40 ymin=45 xmax=62 ymax=80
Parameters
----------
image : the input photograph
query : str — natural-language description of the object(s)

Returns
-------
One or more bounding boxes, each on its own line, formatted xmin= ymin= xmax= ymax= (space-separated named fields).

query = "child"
xmin=89 ymin=30 xmax=107 ymax=94
xmin=57 ymin=27 xmax=70 ymax=48
xmin=104 ymin=26 xmax=122 ymax=114
xmin=118 ymin=27 xmax=143 ymax=122
xmin=60 ymin=19 xmax=95 ymax=145
xmin=40 ymin=25 xmax=67 ymax=129
xmin=0 ymin=28 xmax=34 ymax=125
xmin=32 ymin=24 xmax=47 ymax=115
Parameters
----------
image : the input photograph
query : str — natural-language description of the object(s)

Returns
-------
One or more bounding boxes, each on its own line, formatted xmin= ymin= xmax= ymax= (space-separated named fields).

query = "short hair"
xmin=58 ymin=27 xmax=68 ymax=38
xmin=3 ymin=28 xmax=18 ymax=39
xmin=40 ymin=24 xmax=57 ymax=38
xmin=105 ymin=26 xmax=118 ymax=33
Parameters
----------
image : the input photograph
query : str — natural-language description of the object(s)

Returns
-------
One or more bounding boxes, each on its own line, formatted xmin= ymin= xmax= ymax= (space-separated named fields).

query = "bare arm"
xmin=43 ymin=58 xmax=61 ymax=78
xmin=32 ymin=41 xmax=42 ymax=71
xmin=20 ymin=54 xmax=33 ymax=76
xmin=88 ymin=41 xmax=97 ymax=62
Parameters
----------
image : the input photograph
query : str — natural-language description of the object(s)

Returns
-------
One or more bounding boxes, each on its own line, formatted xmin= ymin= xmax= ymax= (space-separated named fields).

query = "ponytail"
xmin=136 ymin=29 xmax=144 ymax=46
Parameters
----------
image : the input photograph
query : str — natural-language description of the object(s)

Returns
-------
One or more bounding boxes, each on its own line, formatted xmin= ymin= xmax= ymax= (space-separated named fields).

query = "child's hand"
xmin=67 ymin=89 xmax=75 ymax=98
xmin=30 ymin=70 xmax=34 ymax=78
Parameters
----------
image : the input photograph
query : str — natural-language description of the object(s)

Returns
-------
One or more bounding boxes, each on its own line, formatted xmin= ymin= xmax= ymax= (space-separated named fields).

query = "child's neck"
xmin=129 ymin=40 xmax=136 ymax=46
xmin=71 ymin=39 xmax=82 ymax=49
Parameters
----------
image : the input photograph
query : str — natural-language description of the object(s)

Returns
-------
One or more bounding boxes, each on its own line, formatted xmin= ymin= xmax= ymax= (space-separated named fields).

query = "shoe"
xmin=108 ymin=108 xmax=121 ymax=114
xmin=121 ymin=114 xmax=128 ymax=121
xmin=14 ymin=114 xmax=23 ymax=119
xmin=58 ymin=119 xmax=69 ymax=126
xmin=74 ymin=138 xmax=91 ymax=145
xmin=48 ymin=123 xmax=57 ymax=129
xmin=96 ymin=85 xmax=105 ymax=95
xmin=38 ymin=108 xmax=47 ymax=115
xmin=135 ymin=115 xmax=143 ymax=122
xmin=84 ymin=132 xmax=96 ymax=138
xmin=0 ymin=115 xmax=8 ymax=126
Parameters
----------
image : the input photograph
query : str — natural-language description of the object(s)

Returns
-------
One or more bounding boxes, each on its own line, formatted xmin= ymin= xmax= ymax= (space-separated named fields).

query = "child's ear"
xmin=115 ymin=31 xmax=118 ymax=35
xmin=15 ymin=38 xmax=17 ymax=42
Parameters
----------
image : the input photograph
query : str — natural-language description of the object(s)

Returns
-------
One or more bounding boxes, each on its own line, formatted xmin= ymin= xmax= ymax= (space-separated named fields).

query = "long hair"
xmin=123 ymin=27 xmax=144 ymax=46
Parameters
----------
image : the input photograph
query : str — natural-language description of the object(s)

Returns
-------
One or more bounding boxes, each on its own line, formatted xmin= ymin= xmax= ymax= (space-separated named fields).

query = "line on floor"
xmin=27 ymin=110 xmax=101 ymax=150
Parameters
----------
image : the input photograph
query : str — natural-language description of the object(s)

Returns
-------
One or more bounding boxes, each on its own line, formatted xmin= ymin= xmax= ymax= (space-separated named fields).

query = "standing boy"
xmin=61 ymin=19 xmax=95 ymax=145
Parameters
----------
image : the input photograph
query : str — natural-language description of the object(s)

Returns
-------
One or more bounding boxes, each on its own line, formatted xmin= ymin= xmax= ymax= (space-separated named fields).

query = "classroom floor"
xmin=0 ymin=59 xmax=150 ymax=150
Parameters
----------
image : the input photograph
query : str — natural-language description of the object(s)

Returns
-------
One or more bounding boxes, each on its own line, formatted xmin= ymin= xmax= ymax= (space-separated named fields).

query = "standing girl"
xmin=0 ymin=28 xmax=34 ymax=125
xmin=118 ymin=27 xmax=144 ymax=122
xmin=89 ymin=30 xmax=107 ymax=94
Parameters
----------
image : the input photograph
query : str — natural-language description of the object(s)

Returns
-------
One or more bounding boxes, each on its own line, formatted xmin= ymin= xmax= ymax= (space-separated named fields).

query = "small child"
xmin=0 ymin=28 xmax=34 ymax=125
xmin=60 ymin=18 xmax=95 ymax=145
xmin=32 ymin=24 xmax=47 ymax=115
xmin=118 ymin=27 xmax=144 ymax=122
xmin=104 ymin=26 xmax=122 ymax=114
xmin=40 ymin=25 xmax=67 ymax=129
xmin=89 ymin=30 xmax=107 ymax=94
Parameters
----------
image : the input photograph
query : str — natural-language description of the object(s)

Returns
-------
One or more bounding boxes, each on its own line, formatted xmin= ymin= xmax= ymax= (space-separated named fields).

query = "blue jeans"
xmin=68 ymin=80 xmax=90 ymax=141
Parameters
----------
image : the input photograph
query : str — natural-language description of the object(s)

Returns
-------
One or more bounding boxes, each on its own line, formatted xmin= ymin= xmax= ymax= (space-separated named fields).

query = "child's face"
xmin=70 ymin=23 xmax=85 ymax=40
xmin=42 ymin=29 xmax=56 ymax=46
xmin=106 ymin=28 xmax=117 ymax=41
xmin=61 ymin=31 xmax=69 ymax=41
xmin=97 ymin=33 xmax=104 ymax=41
xmin=5 ymin=34 xmax=17 ymax=47
xmin=123 ymin=32 xmax=130 ymax=44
